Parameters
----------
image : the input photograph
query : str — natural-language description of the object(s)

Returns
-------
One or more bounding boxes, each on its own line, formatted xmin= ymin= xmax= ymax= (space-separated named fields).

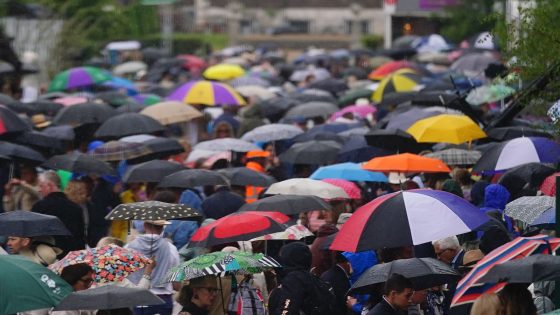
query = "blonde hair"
xmin=64 ymin=180 xmax=88 ymax=205
xmin=470 ymin=293 xmax=502 ymax=315
xmin=96 ymin=236 xmax=124 ymax=248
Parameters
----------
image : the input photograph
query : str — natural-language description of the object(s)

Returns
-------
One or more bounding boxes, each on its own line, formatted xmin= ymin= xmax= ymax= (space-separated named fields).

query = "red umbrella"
xmin=368 ymin=60 xmax=419 ymax=80
xmin=188 ymin=211 xmax=290 ymax=248
xmin=540 ymin=172 xmax=560 ymax=196
xmin=177 ymin=54 xmax=208 ymax=72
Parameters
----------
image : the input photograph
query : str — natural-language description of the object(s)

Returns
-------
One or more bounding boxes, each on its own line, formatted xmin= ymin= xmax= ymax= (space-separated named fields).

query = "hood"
xmin=213 ymin=113 xmax=239 ymax=134
xmin=278 ymin=242 xmax=312 ymax=270
xmin=316 ymin=223 xmax=338 ymax=237
xmin=343 ymin=250 xmax=378 ymax=283
xmin=131 ymin=234 xmax=168 ymax=252
xmin=482 ymin=184 xmax=510 ymax=211
xmin=471 ymin=181 xmax=490 ymax=207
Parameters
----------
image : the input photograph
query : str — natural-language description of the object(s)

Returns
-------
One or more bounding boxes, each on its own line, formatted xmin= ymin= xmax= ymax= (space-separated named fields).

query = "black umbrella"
xmin=42 ymin=125 xmax=75 ymax=141
xmin=105 ymin=201 xmax=201 ymax=221
xmin=115 ymin=102 xmax=147 ymax=114
xmin=54 ymin=285 xmax=164 ymax=311
xmin=238 ymin=194 xmax=332 ymax=215
xmin=283 ymin=101 xmax=339 ymax=119
xmin=337 ymin=135 xmax=391 ymax=163
xmin=278 ymin=140 xmax=342 ymax=165
xmin=0 ymin=105 xmax=31 ymax=135
xmin=257 ymin=97 xmax=299 ymax=122
xmin=477 ymin=254 xmax=560 ymax=283
xmin=12 ymin=131 xmax=66 ymax=152
xmin=0 ymin=210 xmax=71 ymax=237
xmin=43 ymin=152 xmax=116 ymax=176
xmin=94 ymin=91 xmax=135 ymax=107
xmin=288 ymin=91 xmax=337 ymax=104
xmin=26 ymin=101 xmax=64 ymax=116
xmin=351 ymin=257 xmax=461 ymax=293
xmin=0 ymin=141 xmax=45 ymax=164
xmin=307 ymin=78 xmax=348 ymax=96
xmin=218 ymin=167 xmax=276 ymax=187
xmin=487 ymin=126 xmax=552 ymax=141
xmin=121 ymin=136 xmax=186 ymax=162
xmin=342 ymin=67 xmax=369 ymax=80
xmin=122 ymin=160 xmax=185 ymax=183
xmin=94 ymin=113 xmax=164 ymax=139
xmin=53 ymin=102 xmax=116 ymax=126
xmin=158 ymin=169 xmax=229 ymax=189
xmin=498 ymin=163 xmax=556 ymax=197
xmin=364 ymin=129 xmax=428 ymax=153
xmin=292 ymin=131 xmax=344 ymax=144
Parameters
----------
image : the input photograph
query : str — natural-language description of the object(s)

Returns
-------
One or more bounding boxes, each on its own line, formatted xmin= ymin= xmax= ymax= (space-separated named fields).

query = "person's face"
xmin=193 ymin=286 xmax=219 ymax=308
xmin=73 ymin=271 xmax=94 ymax=291
xmin=7 ymin=236 xmax=31 ymax=253
xmin=20 ymin=168 xmax=37 ymax=183
xmin=214 ymin=125 xmax=231 ymax=138
xmin=38 ymin=179 xmax=54 ymax=198
xmin=410 ymin=289 xmax=428 ymax=305
xmin=434 ymin=244 xmax=457 ymax=264
xmin=388 ymin=288 xmax=414 ymax=310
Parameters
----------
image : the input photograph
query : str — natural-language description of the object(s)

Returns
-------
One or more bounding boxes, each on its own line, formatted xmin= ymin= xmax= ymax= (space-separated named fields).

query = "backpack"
xmin=295 ymin=271 xmax=338 ymax=315
xmin=227 ymin=278 xmax=266 ymax=315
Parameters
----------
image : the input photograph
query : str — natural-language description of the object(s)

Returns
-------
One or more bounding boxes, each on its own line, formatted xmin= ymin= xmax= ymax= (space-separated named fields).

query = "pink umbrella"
xmin=329 ymin=104 xmax=377 ymax=121
xmin=321 ymin=178 xmax=361 ymax=199
xmin=53 ymin=96 xmax=88 ymax=107
xmin=540 ymin=172 xmax=560 ymax=196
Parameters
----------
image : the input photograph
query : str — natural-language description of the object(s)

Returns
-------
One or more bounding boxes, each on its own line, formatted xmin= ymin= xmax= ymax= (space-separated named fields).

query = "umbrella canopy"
xmin=0 ymin=105 xmax=31 ymax=135
xmin=122 ymin=160 xmax=185 ymax=183
xmin=472 ymin=137 xmax=560 ymax=173
xmin=368 ymin=60 xmax=420 ymax=80
xmin=466 ymin=84 xmax=516 ymax=106
xmin=176 ymin=54 xmax=208 ymax=72
xmin=230 ymin=76 xmax=270 ymax=88
xmin=50 ymin=245 xmax=151 ymax=284
xmin=362 ymin=153 xmax=451 ymax=173
xmin=0 ymin=141 xmax=45 ymax=164
xmin=540 ymin=172 xmax=560 ymax=197
xmin=351 ymin=257 xmax=460 ymax=293
xmin=194 ymin=138 xmax=260 ymax=152
xmin=250 ymin=224 xmax=314 ymax=241
xmin=52 ymin=102 xmax=116 ymax=126
xmin=487 ymin=126 xmax=552 ymax=141
xmin=42 ymin=125 xmax=75 ymax=141
xmin=330 ymin=189 xmax=488 ymax=252
xmin=364 ymin=129 xmax=428 ymax=153
xmin=531 ymin=207 xmax=555 ymax=226
xmin=48 ymin=66 xmax=111 ymax=92
xmin=383 ymin=106 xmax=443 ymax=131
xmin=450 ymin=53 xmax=497 ymax=78
xmin=43 ymin=152 xmax=116 ymax=176
xmin=240 ymin=124 xmax=303 ymax=142
xmin=265 ymin=178 xmax=349 ymax=199
xmin=55 ymin=285 xmax=164 ymax=310
xmin=257 ymin=96 xmax=299 ymax=121
xmin=290 ymin=67 xmax=331 ymax=82
xmin=278 ymin=140 xmax=342 ymax=165
xmin=112 ymin=61 xmax=148 ymax=76
xmin=133 ymin=93 xmax=162 ymax=106
xmin=13 ymin=131 xmax=66 ymax=152
xmin=121 ymin=135 xmax=185 ymax=161
xmin=407 ymin=114 xmax=487 ymax=144
xmin=337 ymin=134 xmax=390 ymax=163
xmin=0 ymin=210 xmax=70 ymax=237
xmin=310 ymin=162 xmax=388 ymax=182
xmin=0 ymin=255 xmax=73 ymax=314
xmin=167 ymin=80 xmax=246 ymax=106
xmin=371 ymin=70 xmax=423 ymax=103
xmin=188 ymin=211 xmax=290 ymax=248
xmin=105 ymin=201 xmax=201 ymax=221
xmin=283 ymin=101 xmax=339 ymax=119
xmin=307 ymin=78 xmax=348 ymax=95
xmin=238 ymin=194 xmax=332 ymax=215
xmin=425 ymin=149 xmax=482 ymax=166
xmin=498 ymin=163 xmax=556 ymax=197
xmin=94 ymin=113 xmax=164 ymax=139
xmin=203 ymin=64 xmax=246 ymax=81
xmin=89 ymin=140 xmax=152 ymax=161
xmin=158 ymin=169 xmax=229 ymax=189
xmin=140 ymin=101 xmax=202 ymax=125
xmin=504 ymin=196 xmax=555 ymax=224
xmin=338 ymin=88 xmax=374 ymax=107
xmin=236 ymin=85 xmax=275 ymax=100
xmin=330 ymin=104 xmax=377 ymax=121
xmin=476 ymin=254 xmax=560 ymax=283
xmin=218 ymin=167 xmax=276 ymax=186
xmin=321 ymin=178 xmax=362 ymax=199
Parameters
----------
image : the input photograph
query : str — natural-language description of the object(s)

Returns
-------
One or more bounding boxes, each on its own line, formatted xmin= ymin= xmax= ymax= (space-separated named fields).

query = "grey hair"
xmin=39 ymin=170 xmax=61 ymax=189
xmin=432 ymin=236 xmax=460 ymax=250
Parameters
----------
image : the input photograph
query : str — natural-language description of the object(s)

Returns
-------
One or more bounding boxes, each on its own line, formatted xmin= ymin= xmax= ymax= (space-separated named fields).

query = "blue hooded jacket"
xmin=481 ymin=184 xmax=510 ymax=213
xmin=343 ymin=251 xmax=378 ymax=314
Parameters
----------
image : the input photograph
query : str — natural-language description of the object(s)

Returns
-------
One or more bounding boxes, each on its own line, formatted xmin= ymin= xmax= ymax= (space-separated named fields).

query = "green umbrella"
xmin=0 ymin=255 xmax=73 ymax=314
xmin=48 ymin=66 xmax=111 ymax=92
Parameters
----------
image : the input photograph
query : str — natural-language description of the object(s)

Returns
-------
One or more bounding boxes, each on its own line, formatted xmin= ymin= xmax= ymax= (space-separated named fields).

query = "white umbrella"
xmin=236 ymin=85 xmax=275 ymax=100
xmin=265 ymin=178 xmax=349 ymax=199
xmin=194 ymin=138 xmax=260 ymax=152
xmin=241 ymin=124 xmax=303 ymax=142
xmin=112 ymin=61 xmax=147 ymax=76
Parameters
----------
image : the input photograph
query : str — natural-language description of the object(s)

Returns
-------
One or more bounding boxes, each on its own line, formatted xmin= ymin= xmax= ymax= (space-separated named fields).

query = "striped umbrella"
xmin=0 ymin=105 xmax=30 ymax=135
xmin=48 ymin=67 xmax=111 ymax=92
xmin=451 ymin=235 xmax=560 ymax=312
xmin=167 ymin=80 xmax=246 ymax=106
xmin=371 ymin=69 xmax=423 ymax=102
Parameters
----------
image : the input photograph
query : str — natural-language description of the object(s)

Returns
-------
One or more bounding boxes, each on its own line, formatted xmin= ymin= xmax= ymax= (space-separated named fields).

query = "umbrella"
xmin=250 ymin=224 xmax=314 ymax=241
xmin=368 ymin=60 xmax=420 ymax=80
xmin=235 ymin=85 xmax=275 ymax=100
xmin=43 ymin=152 xmax=115 ymax=176
xmin=53 ymin=96 xmax=89 ymax=107
xmin=42 ymin=125 xmax=75 ymax=141
xmin=337 ymin=134 xmax=391 ymax=163
xmin=307 ymin=78 xmax=348 ymax=95
xmin=203 ymin=64 xmax=246 ymax=81
xmin=0 ymin=210 xmax=70 ymax=237
xmin=498 ymin=163 xmax=556 ymax=197
xmin=364 ymin=128 xmax=428 ymax=153
xmin=105 ymin=201 xmax=201 ymax=221
xmin=278 ymin=140 xmax=342 ymax=165
xmin=371 ymin=70 xmax=423 ymax=103
xmin=504 ymin=196 xmax=555 ymax=224
xmin=310 ymin=162 xmax=388 ymax=182
xmin=218 ymin=167 xmax=276 ymax=186
xmin=330 ymin=104 xmax=377 ymax=121
xmin=194 ymin=138 xmax=260 ymax=152
xmin=362 ymin=153 xmax=451 ymax=173
xmin=102 ymin=77 xmax=138 ymax=95
xmin=0 ymin=105 xmax=31 ymax=135
xmin=425 ymin=149 xmax=482 ymax=166
xmin=49 ymin=245 xmax=151 ymax=284
xmin=384 ymin=106 xmax=442 ymax=131
xmin=257 ymin=96 xmax=299 ymax=121
xmin=531 ymin=207 xmax=555 ymax=226
xmin=407 ymin=114 xmax=487 ymax=144
xmin=466 ymin=84 xmax=516 ymax=106
xmin=158 ymin=169 xmax=229 ymax=189
xmin=289 ymin=67 xmax=331 ymax=82
xmin=472 ymin=137 xmax=560 ymax=173
xmin=13 ymin=131 xmax=66 ymax=152
xmin=450 ymin=53 xmax=497 ymax=78
xmin=176 ymin=54 xmax=208 ymax=72
xmin=114 ymin=102 xmax=145 ymax=114
xmin=0 ymin=141 xmax=45 ymax=164
xmin=306 ymin=122 xmax=363 ymax=134
xmin=540 ymin=172 xmax=560 ymax=197
xmin=230 ymin=76 xmax=270 ymax=88
xmin=476 ymin=254 xmax=560 ymax=283
xmin=122 ymin=160 xmax=185 ymax=183
xmin=0 ymin=255 xmax=73 ymax=314
xmin=164 ymin=251 xmax=281 ymax=282
xmin=167 ymin=80 xmax=246 ymax=106
xmin=487 ymin=126 xmax=552 ymax=141
xmin=89 ymin=140 xmax=152 ymax=161
xmin=265 ymin=178 xmax=349 ymax=199
xmin=121 ymin=135 xmax=185 ymax=161
xmin=140 ymin=101 xmax=202 ymax=125
xmin=238 ymin=194 xmax=332 ymax=215
xmin=187 ymin=211 xmax=289 ymax=248
xmin=133 ymin=93 xmax=162 ymax=106
xmin=94 ymin=113 xmax=164 ymax=139
xmin=54 ymin=285 xmax=164 ymax=310
xmin=48 ymin=66 xmax=111 ymax=92
xmin=351 ymin=257 xmax=460 ymax=293
xmin=342 ymin=67 xmax=369 ymax=80
xmin=330 ymin=189 xmax=488 ymax=252
xmin=292 ymin=131 xmax=344 ymax=144
xmin=112 ymin=61 xmax=148 ymax=76
xmin=321 ymin=179 xmax=361 ymax=199
xmin=241 ymin=123 xmax=303 ymax=142
xmin=283 ymin=101 xmax=339 ymax=119
xmin=52 ymin=102 xmax=116 ymax=126
xmin=338 ymin=88 xmax=375 ymax=107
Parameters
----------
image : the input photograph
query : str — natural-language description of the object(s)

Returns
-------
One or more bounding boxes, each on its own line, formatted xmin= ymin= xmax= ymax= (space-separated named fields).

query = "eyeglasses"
xmin=78 ymin=277 xmax=94 ymax=285
xmin=435 ymin=248 xmax=451 ymax=257
xmin=203 ymin=287 xmax=220 ymax=294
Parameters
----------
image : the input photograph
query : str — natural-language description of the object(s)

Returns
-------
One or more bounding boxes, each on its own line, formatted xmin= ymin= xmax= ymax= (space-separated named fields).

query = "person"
xmin=177 ymin=276 xmax=220 ymax=315
xmin=344 ymin=251 xmax=379 ymax=314
xmin=3 ymin=165 xmax=41 ymax=211
xmin=201 ymin=185 xmax=245 ymax=220
xmin=31 ymin=171 xmax=85 ymax=256
xmin=321 ymin=252 xmax=352 ymax=315
xmin=6 ymin=235 xmax=32 ymax=254
xmin=11 ymin=235 xmax=62 ymax=266
xmin=480 ymin=184 xmax=513 ymax=233
xmin=367 ymin=273 xmax=413 ymax=315
xmin=244 ymin=150 xmax=270 ymax=203
xmin=470 ymin=293 xmax=502 ymax=315
xmin=310 ymin=223 xmax=338 ymax=276
xmin=125 ymin=220 xmax=180 ymax=315
xmin=432 ymin=236 xmax=463 ymax=270
xmin=60 ymin=262 xmax=95 ymax=291
xmin=65 ymin=180 xmax=90 ymax=244
xmin=499 ymin=283 xmax=537 ymax=315
xmin=88 ymin=176 xmax=120 ymax=247
xmin=532 ymin=281 xmax=555 ymax=314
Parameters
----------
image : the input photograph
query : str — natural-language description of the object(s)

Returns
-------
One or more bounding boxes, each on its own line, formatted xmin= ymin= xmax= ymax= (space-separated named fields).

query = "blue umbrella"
xmin=103 ymin=77 xmax=138 ymax=95
xmin=310 ymin=162 xmax=388 ymax=182
xmin=531 ymin=207 xmax=555 ymax=226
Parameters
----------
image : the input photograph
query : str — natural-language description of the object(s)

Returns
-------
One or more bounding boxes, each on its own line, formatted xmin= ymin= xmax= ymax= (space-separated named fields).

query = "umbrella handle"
xmin=219 ymin=275 xmax=227 ymax=314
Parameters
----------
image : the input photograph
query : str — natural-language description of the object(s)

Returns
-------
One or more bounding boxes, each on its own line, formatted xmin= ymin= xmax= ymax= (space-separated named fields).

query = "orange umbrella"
xmin=362 ymin=153 xmax=451 ymax=173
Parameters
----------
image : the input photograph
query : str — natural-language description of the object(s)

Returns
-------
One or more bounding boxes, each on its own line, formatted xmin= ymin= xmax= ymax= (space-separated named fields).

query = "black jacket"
xmin=321 ymin=265 xmax=351 ymax=315
xmin=181 ymin=301 xmax=208 ymax=315
xmin=87 ymin=180 xmax=120 ymax=246
xmin=367 ymin=299 xmax=405 ymax=315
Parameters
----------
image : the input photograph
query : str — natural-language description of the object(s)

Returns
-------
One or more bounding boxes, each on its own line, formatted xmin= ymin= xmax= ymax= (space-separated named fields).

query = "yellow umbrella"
xmin=371 ymin=69 xmax=422 ymax=103
xmin=203 ymin=64 xmax=246 ymax=81
xmin=407 ymin=114 xmax=487 ymax=144
xmin=140 ymin=101 xmax=202 ymax=125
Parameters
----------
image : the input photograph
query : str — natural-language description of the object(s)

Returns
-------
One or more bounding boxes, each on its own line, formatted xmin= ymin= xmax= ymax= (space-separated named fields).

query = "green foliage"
xmin=440 ymin=0 xmax=502 ymax=43
xmin=361 ymin=34 xmax=383 ymax=49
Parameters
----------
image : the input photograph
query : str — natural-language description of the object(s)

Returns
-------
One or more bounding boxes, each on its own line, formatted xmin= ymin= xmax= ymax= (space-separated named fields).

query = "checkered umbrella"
xmin=89 ymin=141 xmax=152 ymax=162
xmin=425 ymin=149 xmax=481 ymax=166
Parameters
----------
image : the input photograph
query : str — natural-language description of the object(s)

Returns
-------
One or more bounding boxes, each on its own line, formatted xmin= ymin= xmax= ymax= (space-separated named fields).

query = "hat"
xmin=246 ymin=150 xmax=270 ymax=159
xmin=462 ymin=249 xmax=484 ymax=267
xmin=144 ymin=220 xmax=171 ymax=226
xmin=388 ymin=172 xmax=407 ymax=185
xmin=188 ymin=275 xmax=218 ymax=288
xmin=31 ymin=114 xmax=51 ymax=129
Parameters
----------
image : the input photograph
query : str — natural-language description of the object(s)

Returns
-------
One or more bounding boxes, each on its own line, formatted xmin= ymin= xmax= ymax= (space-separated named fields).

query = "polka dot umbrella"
xmin=105 ymin=201 xmax=202 ymax=221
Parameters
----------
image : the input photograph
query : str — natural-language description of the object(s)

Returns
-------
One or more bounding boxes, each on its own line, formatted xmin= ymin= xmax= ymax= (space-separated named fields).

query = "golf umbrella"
xmin=265 ymin=178 xmax=349 ymax=199
xmin=472 ymin=137 xmax=560 ymax=173
xmin=89 ymin=140 xmax=152 ymax=161
xmin=362 ymin=153 xmax=451 ymax=173
xmin=504 ymin=196 xmax=555 ymax=225
xmin=203 ymin=64 xmax=246 ymax=81
xmin=48 ymin=66 xmax=111 ymax=92
xmin=407 ymin=114 xmax=487 ymax=144
xmin=371 ymin=70 xmax=423 ymax=103
xmin=43 ymin=152 xmax=116 ymax=176
xmin=50 ymin=245 xmax=151 ymax=284
xmin=487 ymin=126 xmax=552 ymax=141
xmin=498 ymin=163 xmax=556 ymax=197
xmin=365 ymin=129 xmax=428 ymax=153
xmin=351 ymin=257 xmax=460 ymax=293
xmin=0 ymin=254 xmax=73 ymax=314
xmin=187 ymin=211 xmax=289 ymax=248
xmin=122 ymin=160 xmax=185 ymax=183
xmin=94 ymin=113 xmax=164 ymax=139
xmin=240 ymin=124 xmax=303 ymax=142
xmin=279 ymin=140 xmax=342 ymax=165
xmin=310 ymin=162 xmax=388 ymax=182
xmin=52 ymin=102 xmax=116 ymax=126
xmin=425 ymin=149 xmax=482 ymax=166
xmin=283 ymin=101 xmax=339 ymax=119
xmin=158 ymin=169 xmax=229 ymax=189
xmin=0 ymin=141 xmax=45 ymax=164
xmin=54 ymin=285 xmax=164 ymax=310
xmin=140 ymin=101 xmax=202 ymax=125
xmin=167 ymin=80 xmax=246 ymax=106
xmin=238 ymin=194 xmax=332 ymax=215
xmin=0 ymin=210 xmax=70 ymax=237
xmin=250 ymin=224 xmax=314 ymax=241
xmin=0 ymin=104 xmax=31 ymax=135
xmin=218 ymin=167 xmax=276 ymax=186
xmin=321 ymin=179 xmax=361 ymax=199
xmin=451 ymin=235 xmax=560 ymax=311
xmin=194 ymin=138 xmax=260 ymax=152
xmin=330 ymin=189 xmax=488 ymax=252
xmin=476 ymin=254 xmax=560 ymax=283
xmin=540 ymin=172 xmax=560 ymax=197
xmin=105 ymin=201 xmax=201 ymax=221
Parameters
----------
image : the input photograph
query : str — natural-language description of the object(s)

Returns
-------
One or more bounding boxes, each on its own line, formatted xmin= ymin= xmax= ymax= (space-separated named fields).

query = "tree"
xmin=439 ymin=0 xmax=504 ymax=43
